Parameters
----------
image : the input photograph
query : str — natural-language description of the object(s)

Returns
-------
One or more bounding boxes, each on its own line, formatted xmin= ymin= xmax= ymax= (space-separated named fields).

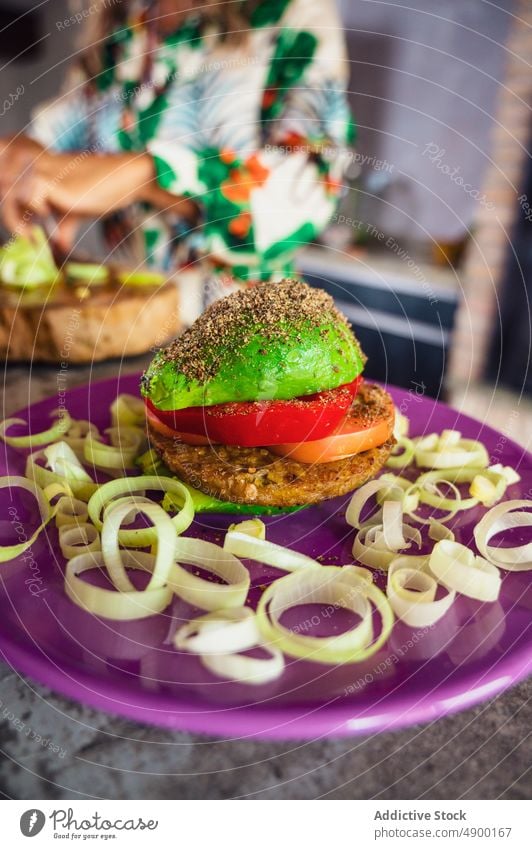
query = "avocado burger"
xmin=141 ymin=280 xmax=394 ymax=510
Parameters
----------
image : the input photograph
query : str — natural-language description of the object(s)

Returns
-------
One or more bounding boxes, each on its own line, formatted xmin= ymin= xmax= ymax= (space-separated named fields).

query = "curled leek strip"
xmin=0 ymin=476 xmax=54 ymax=563
xmin=65 ymin=550 xmax=173 ymax=620
xmin=352 ymin=523 xmax=423 ymax=572
xmin=55 ymin=496 xmax=90 ymax=527
xmin=227 ymin=518 xmax=266 ymax=539
xmin=59 ymin=523 xmax=101 ymax=559
xmin=387 ymin=558 xmax=455 ymax=627
xmin=87 ymin=476 xmax=194 ymax=546
xmin=175 ymin=607 xmax=261 ymax=654
xmin=428 ymin=519 xmax=455 ymax=542
xmin=474 ymin=500 xmax=532 ymax=571
xmin=84 ymin=426 xmax=146 ymax=471
xmin=381 ymin=500 xmax=408 ymax=550
xmin=469 ymin=467 xmax=515 ymax=507
xmin=168 ymin=537 xmax=250 ymax=611
xmin=340 ymin=564 xmax=375 ymax=584
xmin=102 ymin=498 xmax=177 ymax=592
xmin=103 ymin=495 xmax=154 ymax=526
xmin=256 ymin=567 xmax=394 ymax=665
xmin=224 ymin=528 xmax=319 ymax=573
xmin=0 ymin=410 xmax=72 ymax=448
xmin=414 ymin=431 xmax=489 ymax=470
xmin=385 ymin=437 xmax=415 ymax=469
xmin=26 ymin=449 xmax=98 ymax=502
xmin=63 ymin=419 xmax=99 ymax=460
xmin=346 ymin=479 xmax=406 ymax=530
xmin=412 ymin=468 xmax=488 ymax=519
xmin=110 ymin=394 xmax=146 ymax=428
xmin=200 ymin=643 xmax=285 ymax=685
xmin=376 ymin=474 xmax=419 ymax=513
xmin=429 ymin=540 xmax=501 ymax=602
xmin=44 ymin=442 xmax=93 ymax=483
xmin=407 ymin=479 xmax=462 ymax=525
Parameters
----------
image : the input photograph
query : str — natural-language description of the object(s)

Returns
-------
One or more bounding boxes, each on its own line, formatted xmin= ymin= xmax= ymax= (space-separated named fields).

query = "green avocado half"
xmin=141 ymin=280 xmax=365 ymax=410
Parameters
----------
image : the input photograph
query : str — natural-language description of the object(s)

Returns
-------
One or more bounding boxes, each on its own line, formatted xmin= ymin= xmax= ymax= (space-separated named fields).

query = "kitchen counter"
xmin=1 ymin=359 xmax=531 ymax=800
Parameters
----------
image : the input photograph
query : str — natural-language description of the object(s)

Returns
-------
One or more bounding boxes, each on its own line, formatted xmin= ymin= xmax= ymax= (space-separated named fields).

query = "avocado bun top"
xmin=141 ymin=280 xmax=366 ymax=411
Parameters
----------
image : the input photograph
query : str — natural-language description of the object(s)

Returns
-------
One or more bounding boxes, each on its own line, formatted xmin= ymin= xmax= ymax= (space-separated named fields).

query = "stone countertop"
xmin=1 ymin=360 xmax=531 ymax=800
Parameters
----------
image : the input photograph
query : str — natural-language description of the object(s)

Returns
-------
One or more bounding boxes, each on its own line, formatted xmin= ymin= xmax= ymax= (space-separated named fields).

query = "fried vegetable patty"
xmin=148 ymin=383 xmax=395 ymax=508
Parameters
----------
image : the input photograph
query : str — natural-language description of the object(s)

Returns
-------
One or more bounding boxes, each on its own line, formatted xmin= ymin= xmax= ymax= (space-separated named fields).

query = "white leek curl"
xmin=224 ymin=530 xmax=319 ymax=572
xmin=63 ymin=419 xmax=99 ymax=460
xmin=110 ymin=394 xmax=146 ymax=428
xmin=0 ymin=410 xmax=71 ymax=448
xmin=377 ymin=474 xmax=419 ymax=513
xmin=87 ymin=475 xmax=194 ymax=546
xmin=65 ymin=550 xmax=173 ymax=620
xmin=59 ymin=523 xmax=101 ymax=559
xmin=382 ymin=500 xmax=408 ymax=550
xmin=54 ymin=496 xmax=90 ymax=527
xmin=200 ymin=644 xmax=285 ymax=685
xmin=474 ymin=500 xmax=532 ymax=571
xmin=429 ymin=540 xmax=501 ymax=602
xmin=387 ymin=557 xmax=455 ymax=627
xmin=256 ymin=566 xmax=394 ymax=664
xmin=227 ymin=518 xmax=266 ymax=540
xmin=44 ymin=441 xmax=93 ymax=483
xmin=175 ymin=607 xmax=261 ymax=654
xmin=386 ymin=437 xmax=415 ymax=469
xmin=352 ymin=523 xmax=423 ymax=572
xmin=428 ymin=519 xmax=455 ymax=542
xmin=415 ymin=431 xmax=489 ymax=469
xmin=84 ymin=426 xmax=146 ymax=471
xmin=102 ymin=498 xmax=177 ymax=592
xmin=0 ymin=476 xmax=54 ymax=562
xmin=346 ymin=479 xmax=407 ymax=530
xmin=27 ymin=448 xmax=97 ymax=502
xmin=412 ymin=468 xmax=485 ymax=519
xmin=168 ymin=537 xmax=250 ymax=611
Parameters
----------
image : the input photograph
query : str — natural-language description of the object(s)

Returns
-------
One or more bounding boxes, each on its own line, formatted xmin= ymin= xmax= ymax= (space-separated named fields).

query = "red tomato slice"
xmin=146 ymin=377 xmax=361 ymax=447
xmin=146 ymin=405 xmax=212 ymax=445
xmin=268 ymin=386 xmax=394 ymax=463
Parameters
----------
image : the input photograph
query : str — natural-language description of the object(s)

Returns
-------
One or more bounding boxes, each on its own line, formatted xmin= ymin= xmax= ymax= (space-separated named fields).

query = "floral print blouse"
xmin=30 ymin=0 xmax=354 ymax=283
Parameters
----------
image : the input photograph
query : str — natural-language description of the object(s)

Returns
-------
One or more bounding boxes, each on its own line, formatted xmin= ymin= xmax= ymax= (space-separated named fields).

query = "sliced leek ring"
xmin=59 ymin=523 xmax=101 ymax=559
xmin=256 ymin=566 xmax=394 ymax=664
xmin=0 ymin=410 xmax=71 ymax=448
xmin=175 ymin=607 xmax=260 ymax=654
xmin=87 ymin=475 xmax=194 ymax=546
xmin=474 ymin=499 xmax=532 ymax=571
xmin=429 ymin=540 xmax=501 ymax=601
xmin=65 ymin=550 xmax=173 ymax=620
xmin=168 ymin=537 xmax=250 ymax=611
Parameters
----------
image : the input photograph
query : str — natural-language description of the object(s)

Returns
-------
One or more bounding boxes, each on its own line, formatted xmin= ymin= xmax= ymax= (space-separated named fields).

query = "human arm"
xmin=0 ymin=139 xmax=197 ymax=238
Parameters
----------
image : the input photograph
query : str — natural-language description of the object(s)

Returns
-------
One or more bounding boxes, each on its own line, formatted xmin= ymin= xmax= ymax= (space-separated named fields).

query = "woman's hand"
xmin=0 ymin=134 xmax=49 ymax=233
xmin=0 ymin=148 xmax=153 ymax=231
xmin=0 ymin=140 xmax=198 ymax=238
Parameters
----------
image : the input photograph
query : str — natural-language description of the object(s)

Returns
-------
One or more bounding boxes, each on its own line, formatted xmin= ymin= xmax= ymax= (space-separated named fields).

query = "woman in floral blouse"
xmin=0 ymin=0 xmax=353 ymax=294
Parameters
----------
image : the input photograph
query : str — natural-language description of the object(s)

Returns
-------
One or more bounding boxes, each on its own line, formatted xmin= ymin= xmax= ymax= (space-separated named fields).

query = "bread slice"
xmin=0 ymin=279 xmax=180 ymax=363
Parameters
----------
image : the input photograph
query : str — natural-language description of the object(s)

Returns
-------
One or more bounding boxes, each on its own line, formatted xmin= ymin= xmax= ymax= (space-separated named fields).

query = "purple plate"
xmin=0 ymin=374 xmax=531 ymax=740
